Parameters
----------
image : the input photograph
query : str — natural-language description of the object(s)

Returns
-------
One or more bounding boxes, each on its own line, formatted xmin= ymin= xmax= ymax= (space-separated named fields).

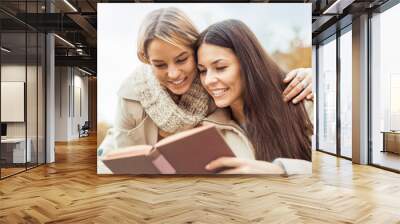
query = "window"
xmin=317 ymin=37 xmax=337 ymax=154
xmin=370 ymin=3 xmax=400 ymax=171
xmin=339 ymin=29 xmax=352 ymax=158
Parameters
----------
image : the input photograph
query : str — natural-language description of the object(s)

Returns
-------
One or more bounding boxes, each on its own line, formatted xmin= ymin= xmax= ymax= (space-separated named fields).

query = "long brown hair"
xmin=196 ymin=19 xmax=313 ymax=161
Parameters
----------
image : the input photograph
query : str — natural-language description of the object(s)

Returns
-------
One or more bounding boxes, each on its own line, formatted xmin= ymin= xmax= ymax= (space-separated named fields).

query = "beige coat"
xmin=98 ymin=93 xmax=313 ymax=175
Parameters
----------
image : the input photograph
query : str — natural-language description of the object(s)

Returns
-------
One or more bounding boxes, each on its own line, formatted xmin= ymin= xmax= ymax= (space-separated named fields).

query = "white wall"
xmin=55 ymin=66 xmax=69 ymax=141
xmin=54 ymin=67 xmax=89 ymax=141
xmin=76 ymin=71 xmax=89 ymax=139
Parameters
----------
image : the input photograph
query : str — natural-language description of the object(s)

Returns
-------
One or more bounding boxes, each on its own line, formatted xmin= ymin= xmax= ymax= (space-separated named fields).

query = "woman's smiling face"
xmin=147 ymin=38 xmax=197 ymax=95
xmin=197 ymin=43 xmax=243 ymax=108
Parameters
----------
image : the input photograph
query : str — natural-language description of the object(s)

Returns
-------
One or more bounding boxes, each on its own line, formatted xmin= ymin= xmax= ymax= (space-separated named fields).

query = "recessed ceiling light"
xmin=323 ymin=0 xmax=354 ymax=15
xmin=1 ymin=47 xmax=11 ymax=53
xmin=78 ymin=67 xmax=92 ymax=76
xmin=54 ymin=34 xmax=75 ymax=48
xmin=63 ymin=0 xmax=78 ymax=12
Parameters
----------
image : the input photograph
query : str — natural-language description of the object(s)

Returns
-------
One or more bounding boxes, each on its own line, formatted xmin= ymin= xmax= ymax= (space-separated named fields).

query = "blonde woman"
xmin=98 ymin=7 xmax=313 ymax=174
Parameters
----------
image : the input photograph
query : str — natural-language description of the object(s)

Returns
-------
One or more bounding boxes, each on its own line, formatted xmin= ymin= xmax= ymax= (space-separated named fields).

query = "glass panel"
xmin=317 ymin=38 xmax=337 ymax=154
xmin=312 ymin=46 xmax=317 ymax=151
xmin=371 ymin=4 xmax=400 ymax=171
xmin=27 ymin=31 xmax=38 ymax=169
xmin=0 ymin=1 xmax=46 ymax=178
xmin=340 ymin=29 xmax=352 ymax=158
xmin=1 ymin=31 xmax=27 ymax=177
xmin=38 ymin=32 xmax=45 ymax=165
xmin=27 ymin=0 xmax=40 ymax=170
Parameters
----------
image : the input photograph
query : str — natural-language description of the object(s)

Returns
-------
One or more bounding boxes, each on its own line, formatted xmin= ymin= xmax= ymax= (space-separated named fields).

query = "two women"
xmin=98 ymin=7 xmax=313 ymax=175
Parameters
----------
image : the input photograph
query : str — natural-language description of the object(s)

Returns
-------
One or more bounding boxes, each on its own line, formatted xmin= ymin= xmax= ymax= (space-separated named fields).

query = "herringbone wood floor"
xmin=1 ymin=135 xmax=400 ymax=224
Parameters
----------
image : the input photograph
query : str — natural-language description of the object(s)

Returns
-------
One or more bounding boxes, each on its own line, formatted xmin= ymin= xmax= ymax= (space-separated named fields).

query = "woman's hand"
xmin=282 ymin=68 xmax=313 ymax=104
xmin=205 ymin=157 xmax=285 ymax=174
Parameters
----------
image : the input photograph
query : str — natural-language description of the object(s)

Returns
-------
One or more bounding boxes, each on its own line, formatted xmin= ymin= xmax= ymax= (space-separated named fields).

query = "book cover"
xmin=102 ymin=125 xmax=235 ymax=174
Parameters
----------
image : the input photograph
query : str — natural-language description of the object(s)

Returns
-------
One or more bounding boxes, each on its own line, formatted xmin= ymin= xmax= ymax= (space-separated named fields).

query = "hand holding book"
xmin=101 ymin=125 xmax=236 ymax=174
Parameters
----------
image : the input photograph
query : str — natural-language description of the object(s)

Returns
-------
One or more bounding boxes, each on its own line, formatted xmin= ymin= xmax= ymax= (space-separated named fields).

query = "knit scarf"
xmin=121 ymin=65 xmax=210 ymax=133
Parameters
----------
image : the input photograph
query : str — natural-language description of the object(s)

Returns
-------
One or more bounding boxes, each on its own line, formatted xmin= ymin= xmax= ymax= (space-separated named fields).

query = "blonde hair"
xmin=137 ymin=7 xmax=200 ymax=63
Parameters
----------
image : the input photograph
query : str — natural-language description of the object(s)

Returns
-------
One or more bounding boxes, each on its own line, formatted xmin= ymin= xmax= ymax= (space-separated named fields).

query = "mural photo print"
xmin=97 ymin=3 xmax=313 ymax=175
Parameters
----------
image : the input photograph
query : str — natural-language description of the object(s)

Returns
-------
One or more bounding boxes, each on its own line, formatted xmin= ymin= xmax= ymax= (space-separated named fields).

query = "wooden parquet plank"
xmin=0 ymin=135 xmax=400 ymax=223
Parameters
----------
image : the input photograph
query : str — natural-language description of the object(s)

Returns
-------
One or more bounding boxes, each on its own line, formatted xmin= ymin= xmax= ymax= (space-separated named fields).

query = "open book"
xmin=101 ymin=125 xmax=236 ymax=174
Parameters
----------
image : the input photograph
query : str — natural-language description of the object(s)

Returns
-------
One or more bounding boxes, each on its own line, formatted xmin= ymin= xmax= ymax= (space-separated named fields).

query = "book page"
xmin=155 ymin=125 xmax=213 ymax=147
xmin=154 ymin=125 xmax=236 ymax=174
xmin=103 ymin=145 xmax=153 ymax=160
